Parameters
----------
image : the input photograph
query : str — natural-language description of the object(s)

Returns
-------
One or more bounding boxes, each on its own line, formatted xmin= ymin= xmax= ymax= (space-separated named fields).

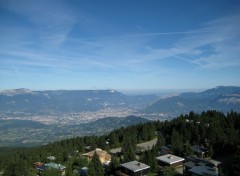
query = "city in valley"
xmin=0 ymin=108 xmax=167 ymax=125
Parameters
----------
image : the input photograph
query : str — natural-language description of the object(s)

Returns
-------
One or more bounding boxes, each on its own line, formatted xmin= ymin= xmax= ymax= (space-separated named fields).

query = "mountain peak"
xmin=0 ymin=88 xmax=34 ymax=96
xmin=109 ymin=89 xmax=118 ymax=93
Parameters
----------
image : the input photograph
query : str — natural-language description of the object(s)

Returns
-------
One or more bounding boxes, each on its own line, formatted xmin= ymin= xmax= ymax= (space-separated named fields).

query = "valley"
xmin=0 ymin=86 xmax=240 ymax=147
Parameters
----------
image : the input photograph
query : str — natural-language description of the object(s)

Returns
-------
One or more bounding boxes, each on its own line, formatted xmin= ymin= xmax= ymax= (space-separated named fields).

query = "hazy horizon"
xmin=0 ymin=86 xmax=228 ymax=97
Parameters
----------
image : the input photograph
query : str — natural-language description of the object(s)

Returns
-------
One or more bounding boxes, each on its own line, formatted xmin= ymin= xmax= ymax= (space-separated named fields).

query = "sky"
xmin=0 ymin=0 xmax=240 ymax=91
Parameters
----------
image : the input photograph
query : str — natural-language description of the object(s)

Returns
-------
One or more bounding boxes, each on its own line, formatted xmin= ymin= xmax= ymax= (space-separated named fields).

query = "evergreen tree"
xmin=141 ymin=149 xmax=158 ymax=172
xmin=156 ymin=134 xmax=165 ymax=150
xmin=41 ymin=168 xmax=61 ymax=176
xmin=232 ymin=144 xmax=240 ymax=176
xmin=141 ymin=125 xmax=149 ymax=141
xmin=171 ymin=128 xmax=184 ymax=156
xmin=183 ymin=140 xmax=193 ymax=157
xmin=122 ymin=135 xmax=136 ymax=162
xmin=162 ymin=166 xmax=178 ymax=176
xmin=88 ymin=152 xmax=104 ymax=176
xmin=3 ymin=160 xmax=32 ymax=176
xmin=109 ymin=156 xmax=120 ymax=173
xmin=97 ymin=136 xmax=106 ymax=150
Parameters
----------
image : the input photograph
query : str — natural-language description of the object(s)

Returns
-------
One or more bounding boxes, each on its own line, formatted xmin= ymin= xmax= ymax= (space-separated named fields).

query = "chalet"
xmin=192 ymin=145 xmax=208 ymax=158
xmin=110 ymin=147 xmax=122 ymax=157
xmin=33 ymin=162 xmax=45 ymax=175
xmin=33 ymin=162 xmax=44 ymax=169
xmin=184 ymin=156 xmax=221 ymax=176
xmin=188 ymin=166 xmax=218 ymax=176
xmin=156 ymin=154 xmax=185 ymax=167
xmin=81 ymin=148 xmax=111 ymax=165
xmin=119 ymin=160 xmax=150 ymax=176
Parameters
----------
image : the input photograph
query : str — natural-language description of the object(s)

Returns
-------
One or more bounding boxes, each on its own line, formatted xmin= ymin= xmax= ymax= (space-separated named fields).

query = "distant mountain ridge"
xmin=0 ymin=89 xmax=158 ymax=113
xmin=145 ymin=86 xmax=240 ymax=115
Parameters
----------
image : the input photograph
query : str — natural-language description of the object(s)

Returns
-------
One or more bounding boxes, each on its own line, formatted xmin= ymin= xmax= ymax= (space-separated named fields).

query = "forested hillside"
xmin=0 ymin=110 xmax=239 ymax=176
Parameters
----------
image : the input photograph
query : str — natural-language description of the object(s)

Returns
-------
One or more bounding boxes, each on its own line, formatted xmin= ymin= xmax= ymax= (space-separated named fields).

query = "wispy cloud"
xmin=0 ymin=0 xmax=78 ymax=47
xmin=0 ymin=1 xmax=239 ymax=89
xmin=127 ymin=14 xmax=240 ymax=70
xmin=127 ymin=30 xmax=209 ymax=37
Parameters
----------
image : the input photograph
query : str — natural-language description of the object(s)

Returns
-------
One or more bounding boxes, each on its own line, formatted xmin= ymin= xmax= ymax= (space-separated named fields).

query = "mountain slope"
xmin=75 ymin=115 xmax=149 ymax=134
xmin=145 ymin=86 xmax=240 ymax=115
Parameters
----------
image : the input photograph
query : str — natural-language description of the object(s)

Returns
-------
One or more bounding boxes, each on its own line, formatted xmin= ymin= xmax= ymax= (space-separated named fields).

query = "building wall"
xmin=157 ymin=160 xmax=183 ymax=167
xmin=122 ymin=168 xmax=150 ymax=176
xmin=134 ymin=168 xmax=150 ymax=176
xmin=171 ymin=161 xmax=183 ymax=167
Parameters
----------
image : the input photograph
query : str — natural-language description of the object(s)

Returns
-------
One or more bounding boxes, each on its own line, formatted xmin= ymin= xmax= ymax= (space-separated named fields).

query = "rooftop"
xmin=45 ymin=162 xmax=66 ymax=171
xmin=110 ymin=147 xmax=122 ymax=154
xmin=47 ymin=156 xmax=56 ymax=160
xmin=189 ymin=166 xmax=218 ymax=176
xmin=160 ymin=145 xmax=172 ymax=150
xmin=156 ymin=154 xmax=185 ymax=165
xmin=183 ymin=161 xmax=198 ymax=168
xmin=82 ymin=148 xmax=111 ymax=164
xmin=207 ymin=159 xmax=221 ymax=167
xmin=82 ymin=148 xmax=108 ymax=157
xmin=33 ymin=162 xmax=44 ymax=167
xmin=121 ymin=160 xmax=150 ymax=172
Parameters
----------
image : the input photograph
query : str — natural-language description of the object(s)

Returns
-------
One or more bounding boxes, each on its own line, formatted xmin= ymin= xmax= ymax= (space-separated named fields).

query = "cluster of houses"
xmin=33 ymin=161 xmax=66 ymax=176
xmin=33 ymin=143 xmax=221 ymax=176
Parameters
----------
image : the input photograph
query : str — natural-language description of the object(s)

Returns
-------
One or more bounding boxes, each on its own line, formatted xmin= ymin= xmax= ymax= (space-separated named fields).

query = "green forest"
xmin=0 ymin=110 xmax=240 ymax=176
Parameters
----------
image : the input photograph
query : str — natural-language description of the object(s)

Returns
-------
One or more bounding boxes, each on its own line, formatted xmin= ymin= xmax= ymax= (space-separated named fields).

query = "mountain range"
xmin=1 ymin=86 xmax=240 ymax=116
xmin=145 ymin=86 xmax=240 ymax=115
xmin=0 ymin=88 xmax=158 ymax=114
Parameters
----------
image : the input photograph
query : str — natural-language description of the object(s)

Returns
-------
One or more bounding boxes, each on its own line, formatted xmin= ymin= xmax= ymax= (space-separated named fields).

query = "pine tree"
xmin=232 ymin=144 xmax=240 ymax=176
xmin=41 ymin=168 xmax=61 ymax=176
xmin=183 ymin=140 xmax=193 ymax=157
xmin=156 ymin=134 xmax=165 ymax=150
xmin=171 ymin=128 xmax=184 ymax=156
xmin=162 ymin=166 xmax=178 ymax=176
xmin=88 ymin=152 xmax=104 ymax=176
xmin=122 ymin=135 xmax=136 ymax=162
xmin=3 ymin=160 xmax=32 ymax=176
xmin=109 ymin=156 xmax=120 ymax=173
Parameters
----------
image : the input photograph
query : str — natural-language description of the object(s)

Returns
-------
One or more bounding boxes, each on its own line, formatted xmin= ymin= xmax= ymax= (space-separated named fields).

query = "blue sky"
xmin=0 ymin=0 xmax=240 ymax=91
